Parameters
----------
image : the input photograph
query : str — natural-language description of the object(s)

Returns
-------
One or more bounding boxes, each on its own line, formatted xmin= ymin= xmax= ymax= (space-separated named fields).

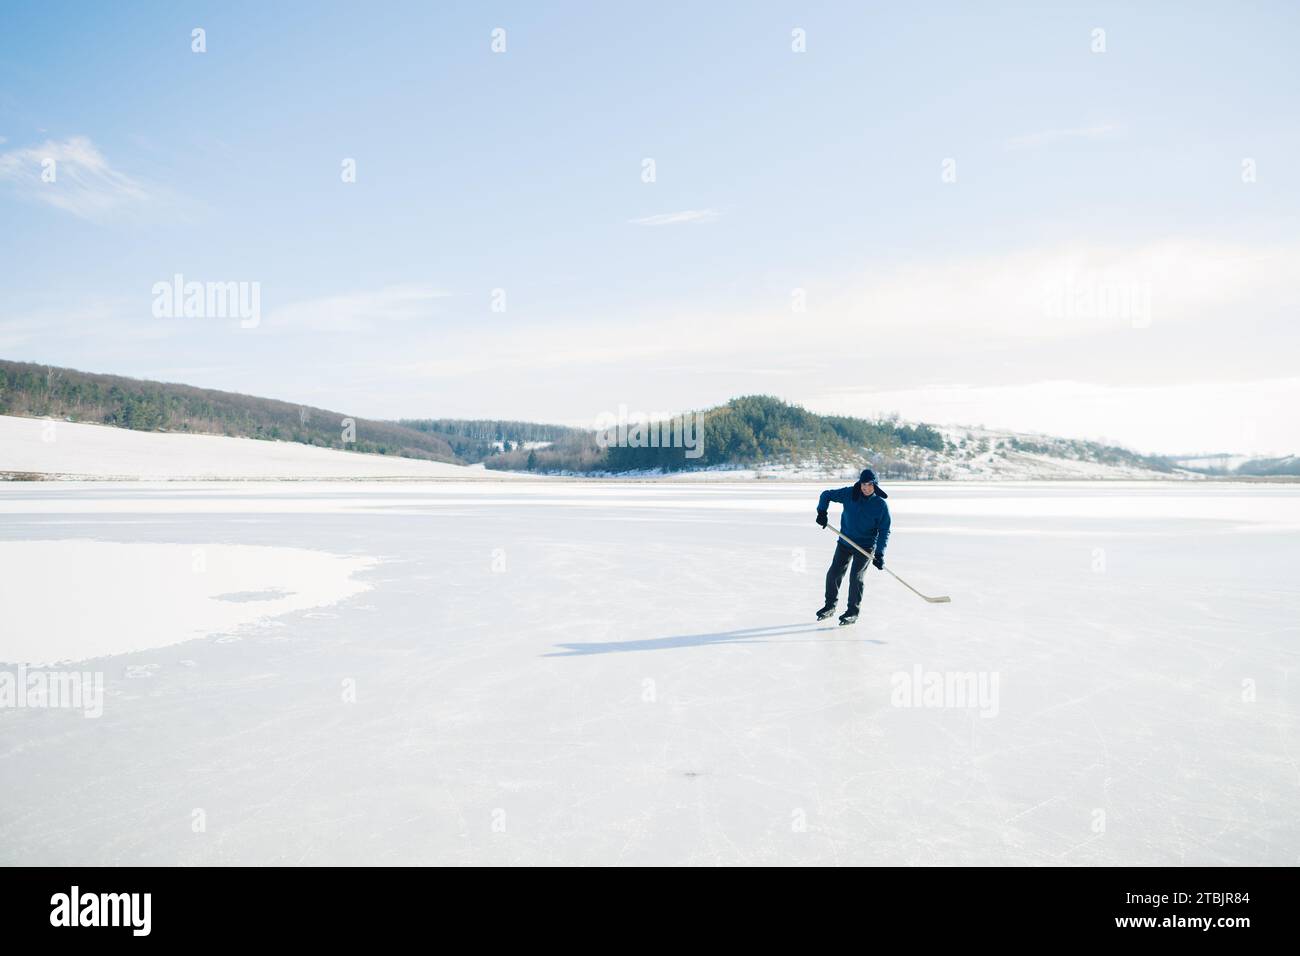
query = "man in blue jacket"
xmin=815 ymin=468 xmax=891 ymax=626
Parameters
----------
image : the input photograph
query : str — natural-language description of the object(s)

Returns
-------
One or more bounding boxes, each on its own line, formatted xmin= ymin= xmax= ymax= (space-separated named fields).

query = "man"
xmin=815 ymin=468 xmax=891 ymax=626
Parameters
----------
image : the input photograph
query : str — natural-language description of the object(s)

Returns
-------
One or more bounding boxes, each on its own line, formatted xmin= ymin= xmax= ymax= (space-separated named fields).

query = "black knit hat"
xmin=859 ymin=468 xmax=888 ymax=498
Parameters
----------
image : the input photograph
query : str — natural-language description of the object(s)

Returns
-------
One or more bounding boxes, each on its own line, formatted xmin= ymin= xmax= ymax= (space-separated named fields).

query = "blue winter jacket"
xmin=818 ymin=485 xmax=891 ymax=557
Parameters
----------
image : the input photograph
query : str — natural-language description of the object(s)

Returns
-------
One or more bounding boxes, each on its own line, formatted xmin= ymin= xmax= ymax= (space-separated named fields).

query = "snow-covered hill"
xmin=1171 ymin=452 xmax=1300 ymax=478
xmin=904 ymin=425 xmax=1189 ymax=480
xmin=0 ymin=415 xmax=518 ymax=480
xmin=816 ymin=422 xmax=1191 ymax=480
xmin=1170 ymin=453 xmax=1255 ymax=473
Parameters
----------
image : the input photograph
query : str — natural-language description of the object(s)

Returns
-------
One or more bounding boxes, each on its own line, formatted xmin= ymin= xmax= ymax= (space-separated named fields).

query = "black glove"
xmin=872 ymin=553 xmax=884 ymax=570
xmin=816 ymin=510 xmax=828 ymax=528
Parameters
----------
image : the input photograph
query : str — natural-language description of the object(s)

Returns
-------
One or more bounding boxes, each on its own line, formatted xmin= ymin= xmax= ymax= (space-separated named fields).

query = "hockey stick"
xmin=825 ymin=521 xmax=951 ymax=604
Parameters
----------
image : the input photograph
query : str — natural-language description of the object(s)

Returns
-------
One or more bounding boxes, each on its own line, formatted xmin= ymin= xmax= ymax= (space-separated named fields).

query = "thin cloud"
xmin=1005 ymin=124 xmax=1118 ymax=150
xmin=628 ymin=208 xmax=720 ymax=226
xmin=0 ymin=300 xmax=147 ymax=350
xmin=265 ymin=284 xmax=452 ymax=332
xmin=0 ymin=136 xmax=149 ymax=218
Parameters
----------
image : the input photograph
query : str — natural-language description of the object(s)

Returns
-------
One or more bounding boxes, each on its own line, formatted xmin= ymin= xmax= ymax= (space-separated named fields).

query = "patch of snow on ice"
xmin=0 ymin=540 xmax=377 ymax=664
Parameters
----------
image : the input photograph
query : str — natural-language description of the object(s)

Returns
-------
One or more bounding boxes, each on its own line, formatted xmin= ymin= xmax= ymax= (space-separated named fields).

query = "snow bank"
xmin=0 ymin=415 xmax=518 ymax=480
xmin=0 ymin=540 xmax=377 ymax=665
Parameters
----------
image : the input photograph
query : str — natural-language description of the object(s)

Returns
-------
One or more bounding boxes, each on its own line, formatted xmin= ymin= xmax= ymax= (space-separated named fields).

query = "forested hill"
xmin=483 ymin=395 xmax=949 ymax=475
xmin=0 ymin=359 xmax=457 ymax=462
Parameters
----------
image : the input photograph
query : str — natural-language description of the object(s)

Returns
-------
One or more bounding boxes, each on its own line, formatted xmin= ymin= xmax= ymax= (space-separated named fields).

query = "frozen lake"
xmin=1 ymin=480 xmax=1296 ymax=865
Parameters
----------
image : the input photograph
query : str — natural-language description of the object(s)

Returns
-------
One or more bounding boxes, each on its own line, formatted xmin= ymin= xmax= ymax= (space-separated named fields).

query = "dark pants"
xmin=824 ymin=540 xmax=869 ymax=613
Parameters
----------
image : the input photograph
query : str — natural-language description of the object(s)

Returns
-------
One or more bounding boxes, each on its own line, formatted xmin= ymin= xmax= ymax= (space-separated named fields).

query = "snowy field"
xmin=0 ymin=414 xmax=505 ymax=480
xmin=1 ymin=480 xmax=1297 ymax=865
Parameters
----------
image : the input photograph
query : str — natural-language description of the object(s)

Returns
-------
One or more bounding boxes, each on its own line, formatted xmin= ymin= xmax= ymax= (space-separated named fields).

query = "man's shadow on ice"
xmin=545 ymin=622 xmax=886 ymax=657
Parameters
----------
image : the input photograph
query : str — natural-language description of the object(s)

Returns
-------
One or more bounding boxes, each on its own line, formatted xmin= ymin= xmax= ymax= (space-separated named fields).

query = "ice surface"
xmin=0 ymin=480 xmax=1296 ymax=865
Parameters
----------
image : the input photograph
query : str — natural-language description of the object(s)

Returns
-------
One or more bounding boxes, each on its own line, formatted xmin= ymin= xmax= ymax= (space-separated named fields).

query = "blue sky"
xmin=2 ymin=1 xmax=1297 ymax=454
